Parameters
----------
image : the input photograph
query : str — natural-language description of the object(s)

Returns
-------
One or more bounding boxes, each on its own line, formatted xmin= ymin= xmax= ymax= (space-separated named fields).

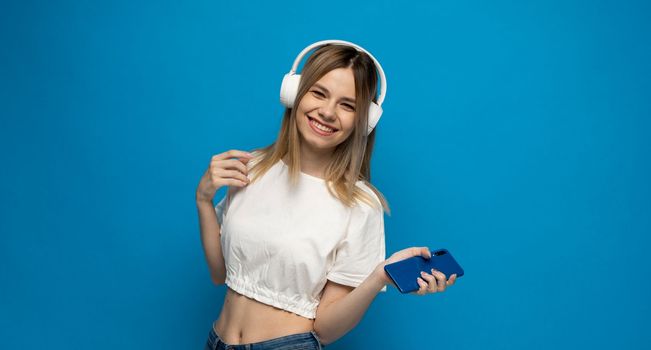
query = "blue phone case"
xmin=383 ymin=248 xmax=465 ymax=293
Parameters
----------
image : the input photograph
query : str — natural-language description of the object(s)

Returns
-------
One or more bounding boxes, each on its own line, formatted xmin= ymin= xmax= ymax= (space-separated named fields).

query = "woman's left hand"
xmin=414 ymin=266 xmax=457 ymax=296
xmin=375 ymin=246 xmax=457 ymax=296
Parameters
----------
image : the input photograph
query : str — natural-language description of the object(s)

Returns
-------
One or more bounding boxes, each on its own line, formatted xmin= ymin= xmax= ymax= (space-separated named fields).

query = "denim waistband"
xmin=205 ymin=322 xmax=323 ymax=350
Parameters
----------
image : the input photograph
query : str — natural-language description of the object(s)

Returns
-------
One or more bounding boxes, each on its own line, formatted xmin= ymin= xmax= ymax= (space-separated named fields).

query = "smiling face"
xmin=295 ymin=67 xmax=357 ymax=155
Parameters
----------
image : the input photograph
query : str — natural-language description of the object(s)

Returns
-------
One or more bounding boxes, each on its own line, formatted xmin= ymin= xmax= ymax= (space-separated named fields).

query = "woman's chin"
xmin=300 ymin=133 xmax=338 ymax=153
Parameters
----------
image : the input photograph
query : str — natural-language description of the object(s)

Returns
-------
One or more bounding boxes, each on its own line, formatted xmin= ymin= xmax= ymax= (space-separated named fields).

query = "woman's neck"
xmin=294 ymin=142 xmax=333 ymax=179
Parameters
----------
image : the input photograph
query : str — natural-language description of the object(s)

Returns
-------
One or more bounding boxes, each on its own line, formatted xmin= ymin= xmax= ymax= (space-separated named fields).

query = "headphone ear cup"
xmin=367 ymin=102 xmax=383 ymax=135
xmin=280 ymin=73 xmax=302 ymax=108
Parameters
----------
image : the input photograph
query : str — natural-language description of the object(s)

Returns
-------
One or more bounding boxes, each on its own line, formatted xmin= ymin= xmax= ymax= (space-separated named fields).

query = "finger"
xmin=408 ymin=246 xmax=431 ymax=259
xmin=215 ymin=169 xmax=249 ymax=184
xmin=416 ymin=277 xmax=428 ymax=295
xmin=416 ymin=277 xmax=427 ymax=295
xmin=420 ymin=271 xmax=438 ymax=293
xmin=220 ymin=178 xmax=248 ymax=188
xmin=213 ymin=150 xmax=255 ymax=161
xmin=236 ymin=155 xmax=253 ymax=165
xmin=447 ymin=274 xmax=457 ymax=286
xmin=215 ymin=159 xmax=249 ymax=175
xmin=431 ymin=269 xmax=447 ymax=292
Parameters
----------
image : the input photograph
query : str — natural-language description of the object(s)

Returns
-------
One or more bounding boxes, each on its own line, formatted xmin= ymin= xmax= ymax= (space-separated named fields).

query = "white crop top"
xmin=215 ymin=158 xmax=387 ymax=319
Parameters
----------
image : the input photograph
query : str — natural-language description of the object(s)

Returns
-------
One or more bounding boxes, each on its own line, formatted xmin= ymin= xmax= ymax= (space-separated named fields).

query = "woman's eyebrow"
xmin=313 ymin=83 xmax=356 ymax=103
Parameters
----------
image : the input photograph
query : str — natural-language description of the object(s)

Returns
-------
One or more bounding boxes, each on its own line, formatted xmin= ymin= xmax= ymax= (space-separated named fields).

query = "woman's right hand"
xmin=195 ymin=149 xmax=254 ymax=203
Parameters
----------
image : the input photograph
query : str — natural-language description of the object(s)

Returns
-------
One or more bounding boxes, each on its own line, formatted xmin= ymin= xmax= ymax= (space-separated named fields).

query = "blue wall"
xmin=1 ymin=0 xmax=649 ymax=348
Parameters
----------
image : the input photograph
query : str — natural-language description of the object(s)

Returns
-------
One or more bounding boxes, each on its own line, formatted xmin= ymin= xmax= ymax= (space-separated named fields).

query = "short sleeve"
xmin=214 ymin=193 xmax=229 ymax=226
xmin=327 ymin=202 xmax=387 ymax=292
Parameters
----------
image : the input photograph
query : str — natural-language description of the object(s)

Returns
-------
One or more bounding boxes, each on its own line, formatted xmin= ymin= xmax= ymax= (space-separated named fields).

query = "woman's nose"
xmin=318 ymin=101 xmax=337 ymax=121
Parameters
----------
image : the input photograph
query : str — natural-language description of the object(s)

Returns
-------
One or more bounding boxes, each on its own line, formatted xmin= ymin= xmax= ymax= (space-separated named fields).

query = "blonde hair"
xmin=250 ymin=44 xmax=390 ymax=213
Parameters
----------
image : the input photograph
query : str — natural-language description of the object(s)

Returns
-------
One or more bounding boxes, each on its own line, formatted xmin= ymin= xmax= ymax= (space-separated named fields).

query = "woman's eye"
xmin=343 ymin=104 xmax=355 ymax=111
xmin=311 ymin=91 xmax=324 ymax=97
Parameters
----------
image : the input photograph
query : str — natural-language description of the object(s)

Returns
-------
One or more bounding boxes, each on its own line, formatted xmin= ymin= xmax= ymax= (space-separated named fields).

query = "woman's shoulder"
xmin=355 ymin=180 xmax=374 ymax=194
xmin=354 ymin=180 xmax=383 ymax=212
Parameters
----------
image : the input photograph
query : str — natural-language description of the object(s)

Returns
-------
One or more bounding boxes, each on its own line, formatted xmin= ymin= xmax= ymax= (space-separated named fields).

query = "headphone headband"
xmin=287 ymin=40 xmax=387 ymax=105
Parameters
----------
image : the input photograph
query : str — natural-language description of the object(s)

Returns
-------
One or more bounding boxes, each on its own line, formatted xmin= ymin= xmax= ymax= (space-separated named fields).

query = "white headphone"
xmin=279 ymin=39 xmax=387 ymax=135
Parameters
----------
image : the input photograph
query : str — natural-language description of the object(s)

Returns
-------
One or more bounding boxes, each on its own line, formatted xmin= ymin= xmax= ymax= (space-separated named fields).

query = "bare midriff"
xmin=212 ymin=287 xmax=315 ymax=345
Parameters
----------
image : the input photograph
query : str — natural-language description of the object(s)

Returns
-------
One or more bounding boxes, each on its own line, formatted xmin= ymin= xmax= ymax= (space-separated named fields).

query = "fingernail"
xmin=420 ymin=271 xmax=426 ymax=276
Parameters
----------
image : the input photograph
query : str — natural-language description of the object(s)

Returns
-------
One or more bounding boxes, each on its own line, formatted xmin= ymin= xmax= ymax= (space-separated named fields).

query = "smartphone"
xmin=384 ymin=248 xmax=464 ymax=293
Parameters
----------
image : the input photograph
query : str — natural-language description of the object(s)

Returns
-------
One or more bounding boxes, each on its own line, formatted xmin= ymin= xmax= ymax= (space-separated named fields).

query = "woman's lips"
xmin=307 ymin=115 xmax=337 ymax=136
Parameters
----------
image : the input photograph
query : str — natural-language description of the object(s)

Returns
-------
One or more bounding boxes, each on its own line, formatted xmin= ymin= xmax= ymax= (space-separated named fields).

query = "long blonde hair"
xmin=250 ymin=44 xmax=390 ymax=213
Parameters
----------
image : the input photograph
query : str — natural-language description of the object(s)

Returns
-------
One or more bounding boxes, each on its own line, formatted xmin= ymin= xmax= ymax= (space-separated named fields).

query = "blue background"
xmin=1 ymin=0 xmax=650 ymax=349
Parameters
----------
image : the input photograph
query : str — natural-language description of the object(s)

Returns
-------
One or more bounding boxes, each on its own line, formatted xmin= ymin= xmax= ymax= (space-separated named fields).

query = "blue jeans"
xmin=204 ymin=324 xmax=324 ymax=350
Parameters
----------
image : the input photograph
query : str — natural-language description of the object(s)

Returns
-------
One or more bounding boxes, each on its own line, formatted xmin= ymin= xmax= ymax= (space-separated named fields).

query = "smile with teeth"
xmin=307 ymin=116 xmax=337 ymax=135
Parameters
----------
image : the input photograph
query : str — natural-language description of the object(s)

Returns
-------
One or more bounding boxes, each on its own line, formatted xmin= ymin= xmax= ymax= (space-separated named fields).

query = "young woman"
xmin=195 ymin=40 xmax=457 ymax=349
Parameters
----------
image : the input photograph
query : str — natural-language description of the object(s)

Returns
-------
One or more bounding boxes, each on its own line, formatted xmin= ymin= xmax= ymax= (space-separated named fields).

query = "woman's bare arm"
xmin=196 ymin=199 xmax=226 ymax=285
xmin=314 ymin=247 xmax=458 ymax=345
xmin=195 ymin=150 xmax=253 ymax=285
xmin=313 ymin=267 xmax=386 ymax=345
